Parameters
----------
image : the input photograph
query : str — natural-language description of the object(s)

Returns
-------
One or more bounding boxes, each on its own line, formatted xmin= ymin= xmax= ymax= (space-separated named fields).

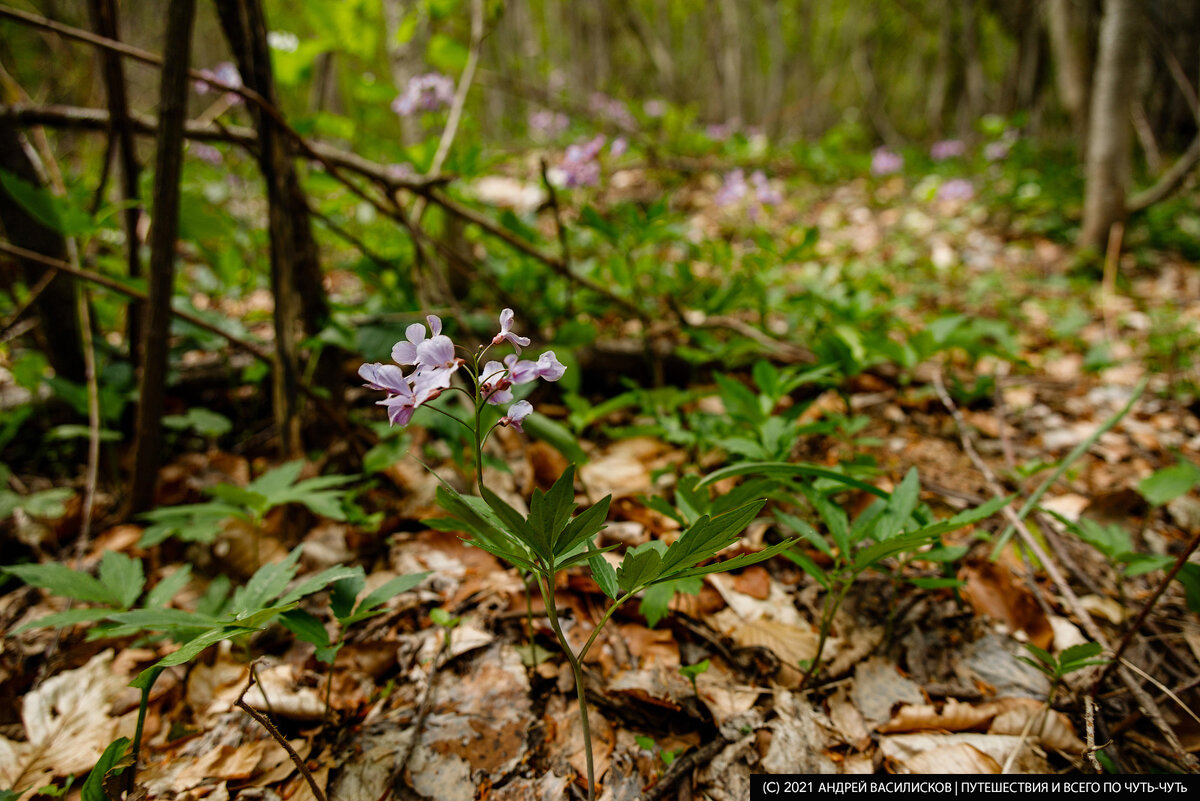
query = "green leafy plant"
xmin=138 ymin=461 xmax=356 ymax=566
xmin=634 ymin=734 xmax=680 ymax=772
xmin=280 ymin=567 xmax=429 ymax=716
xmin=1137 ymin=459 xmax=1200 ymax=507
xmin=775 ymin=468 xmax=1010 ymax=686
xmin=1018 ymin=641 xmax=1109 ymax=686
xmin=679 ymin=659 xmax=710 ymax=697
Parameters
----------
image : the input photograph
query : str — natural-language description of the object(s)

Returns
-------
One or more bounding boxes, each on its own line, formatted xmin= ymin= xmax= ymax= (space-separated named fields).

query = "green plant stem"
xmin=127 ymin=666 xmax=163 ymax=795
xmin=538 ymin=574 xmax=596 ymax=801
xmin=800 ymin=578 xmax=851 ymax=690
xmin=577 ymin=591 xmax=637 ymax=662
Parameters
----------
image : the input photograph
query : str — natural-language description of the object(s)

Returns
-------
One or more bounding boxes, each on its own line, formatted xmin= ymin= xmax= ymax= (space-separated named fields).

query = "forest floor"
xmin=3 ymin=170 xmax=1200 ymax=800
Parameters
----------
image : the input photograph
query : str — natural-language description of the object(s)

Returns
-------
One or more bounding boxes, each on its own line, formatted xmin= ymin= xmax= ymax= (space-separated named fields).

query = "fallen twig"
xmin=643 ymin=737 xmax=728 ymax=801
xmin=236 ymin=665 xmax=327 ymax=801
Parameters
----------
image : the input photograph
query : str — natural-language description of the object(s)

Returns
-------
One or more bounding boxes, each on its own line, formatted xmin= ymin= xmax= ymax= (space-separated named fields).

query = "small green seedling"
xmin=679 ymin=659 xmax=710 ymax=697
xmin=634 ymin=735 xmax=680 ymax=771
xmin=429 ymin=606 xmax=462 ymax=650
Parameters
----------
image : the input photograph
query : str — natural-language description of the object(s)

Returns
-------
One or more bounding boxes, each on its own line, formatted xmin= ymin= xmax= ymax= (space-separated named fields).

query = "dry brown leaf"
xmin=244 ymin=664 xmax=326 ymax=721
xmin=879 ymin=698 xmax=999 ymax=734
xmin=901 ymin=742 xmax=1002 ymax=774
xmin=850 ymin=656 xmax=925 ymax=726
xmin=172 ymin=742 xmax=270 ymax=791
xmin=960 ymin=555 xmax=1054 ymax=649
xmin=695 ymin=660 xmax=764 ymax=728
xmin=722 ymin=616 xmax=819 ymax=688
xmin=547 ymin=696 xmax=615 ymax=791
xmin=880 ymin=733 xmax=1049 ymax=773
xmin=827 ymin=687 xmax=871 ymax=750
xmin=0 ymin=650 xmax=134 ymax=799
xmin=987 ymin=697 xmax=1085 ymax=752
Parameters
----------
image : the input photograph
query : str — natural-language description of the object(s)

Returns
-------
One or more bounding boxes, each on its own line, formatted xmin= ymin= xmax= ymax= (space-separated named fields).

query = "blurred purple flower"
xmin=392 ymin=72 xmax=455 ymax=116
xmin=589 ymin=93 xmax=636 ymax=130
xmin=936 ymin=178 xmax=975 ymax=201
xmin=194 ymin=62 xmax=243 ymax=105
xmin=529 ymin=109 xmax=569 ymax=138
xmin=610 ymin=137 xmax=628 ymax=158
xmin=706 ymin=121 xmax=737 ymax=141
xmin=555 ymin=134 xmax=606 ymax=188
xmin=930 ymin=139 xmax=966 ymax=161
xmin=643 ymin=99 xmax=666 ymax=118
xmin=535 ymin=351 xmax=566 ymax=381
xmin=715 ymin=169 xmax=747 ymax=207
xmin=191 ymin=143 xmax=223 ymax=166
xmin=750 ymin=170 xmax=782 ymax=206
xmin=871 ymin=147 xmax=903 ymax=176
xmin=984 ymin=137 xmax=1015 ymax=162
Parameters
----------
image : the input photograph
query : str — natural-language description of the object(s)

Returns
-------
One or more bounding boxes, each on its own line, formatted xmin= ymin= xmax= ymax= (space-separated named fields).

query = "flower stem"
xmin=538 ymin=574 xmax=596 ymax=801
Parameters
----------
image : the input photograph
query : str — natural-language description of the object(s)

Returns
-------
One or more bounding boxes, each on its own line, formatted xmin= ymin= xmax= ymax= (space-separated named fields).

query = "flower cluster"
xmin=870 ymin=147 xmax=903 ymax=176
xmin=529 ymin=109 xmax=570 ymax=139
xmin=392 ymin=73 xmax=455 ymax=116
xmin=930 ymin=139 xmax=966 ymax=161
xmin=936 ymin=177 xmax=975 ymax=202
xmin=588 ymin=92 xmax=636 ymax=131
xmin=714 ymin=169 xmax=782 ymax=219
xmin=553 ymin=134 xmax=607 ymax=188
xmin=359 ymin=310 xmax=565 ymax=432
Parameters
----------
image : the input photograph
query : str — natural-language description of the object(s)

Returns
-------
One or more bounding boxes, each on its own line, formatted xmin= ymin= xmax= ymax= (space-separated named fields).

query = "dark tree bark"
xmin=1046 ymin=0 xmax=1092 ymax=138
xmin=0 ymin=121 xmax=85 ymax=383
xmin=1080 ymin=0 xmax=1142 ymax=251
xmin=214 ymin=0 xmax=332 ymax=458
xmin=86 ymin=0 xmax=143 ymax=358
xmin=128 ymin=0 xmax=195 ymax=514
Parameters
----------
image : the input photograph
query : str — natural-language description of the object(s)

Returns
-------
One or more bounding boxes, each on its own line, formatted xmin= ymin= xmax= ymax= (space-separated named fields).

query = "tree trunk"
xmin=1046 ymin=0 xmax=1091 ymax=137
xmin=128 ymin=0 xmax=195 ymax=514
xmin=1080 ymin=0 xmax=1141 ymax=252
xmin=86 ymin=0 xmax=143 ymax=359
xmin=0 ymin=122 xmax=85 ymax=384
xmin=215 ymin=0 xmax=333 ymax=458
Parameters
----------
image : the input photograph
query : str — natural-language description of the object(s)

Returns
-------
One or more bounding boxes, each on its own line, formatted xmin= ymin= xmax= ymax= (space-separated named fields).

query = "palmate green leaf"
xmin=208 ymin=484 xmax=268 ymax=515
xmin=555 ymin=540 xmax=620 ymax=572
xmin=1138 ymin=460 xmax=1200 ymax=506
xmin=1059 ymin=642 xmax=1103 ymax=666
xmin=639 ymin=576 xmax=701 ymax=628
xmin=617 ymin=542 xmax=666 ymax=594
xmin=104 ymin=607 xmax=217 ymax=638
xmin=697 ymin=462 xmax=890 ymax=499
xmin=851 ymin=530 xmax=938 ymax=574
xmin=1 ymin=562 xmax=122 ymax=607
xmin=434 ymin=485 xmax=534 ymax=561
xmin=245 ymin=460 xmax=306 ymax=500
xmin=330 ymin=569 xmax=367 ymax=620
xmin=99 ymin=551 xmax=144 ymax=610
xmin=658 ymin=500 xmax=767 ymax=578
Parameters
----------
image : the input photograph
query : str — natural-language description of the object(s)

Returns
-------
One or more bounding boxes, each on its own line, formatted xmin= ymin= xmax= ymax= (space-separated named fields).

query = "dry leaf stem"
xmin=236 ymin=666 xmax=326 ymax=801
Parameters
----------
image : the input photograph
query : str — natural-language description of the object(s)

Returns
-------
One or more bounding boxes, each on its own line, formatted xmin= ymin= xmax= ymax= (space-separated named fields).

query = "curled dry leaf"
xmin=988 ymin=697 xmax=1085 ymax=752
xmin=0 ymin=650 xmax=133 ymax=800
xmin=960 ymin=555 xmax=1054 ymax=649
xmin=879 ymin=698 xmax=1001 ymax=734
xmin=880 ymin=733 xmax=1049 ymax=774
xmin=901 ymin=742 xmax=1002 ymax=774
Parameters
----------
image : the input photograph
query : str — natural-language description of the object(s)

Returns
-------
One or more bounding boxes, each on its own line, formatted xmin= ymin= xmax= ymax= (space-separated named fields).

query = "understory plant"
xmin=359 ymin=310 xmax=794 ymax=800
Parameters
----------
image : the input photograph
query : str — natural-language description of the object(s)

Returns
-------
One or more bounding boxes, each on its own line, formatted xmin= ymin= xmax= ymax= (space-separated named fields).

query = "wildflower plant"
xmin=359 ymin=309 xmax=794 ymax=800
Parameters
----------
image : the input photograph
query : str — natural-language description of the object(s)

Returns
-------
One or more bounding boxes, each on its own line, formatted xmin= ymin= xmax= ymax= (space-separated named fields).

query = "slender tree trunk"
xmin=86 ymin=0 xmax=143 ymax=359
xmin=215 ymin=0 xmax=333 ymax=457
xmin=1046 ymin=0 xmax=1091 ymax=137
xmin=128 ymin=0 xmax=195 ymax=514
xmin=0 ymin=122 xmax=85 ymax=383
xmin=1080 ymin=0 xmax=1142 ymax=252
xmin=382 ymin=0 xmax=428 ymax=145
xmin=959 ymin=0 xmax=985 ymax=136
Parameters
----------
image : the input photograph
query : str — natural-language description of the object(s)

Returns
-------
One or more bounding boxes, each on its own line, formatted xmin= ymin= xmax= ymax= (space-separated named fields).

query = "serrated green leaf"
xmin=698 ymin=461 xmax=890 ymax=498
xmin=851 ymin=530 xmax=936 ymax=574
xmin=280 ymin=608 xmax=330 ymax=648
xmin=15 ymin=607 xmax=116 ymax=633
xmin=481 ymin=486 xmax=549 ymax=562
xmin=2 ymin=562 xmax=121 ymax=606
xmin=658 ymin=500 xmax=766 ymax=577
xmin=534 ymin=466 xmax=578 ymax=551
xmin=1059 ymin=642 xmax=1103 ymax=664
xmin=588 ymin=554 xmax=619 ymax=599
xmin=1138 ymin=460 xmax=1200 ymax=506
xmin=617 ymin=544 xmax=664 ymax=593
xmin=906 ymin=494 xmax=1012 ymax=541
xmin=145 ymin=565 xmax=192 ymax=609
xmin=277 ymin=564 xmax=363 ymax=607
xmin=907 ymin=576 xmax=964 ymax=589
xmin=246 ymin=461 xmax=305 ymax=499
xmin=330 ymin=569 xmax=366 ymax=620
xmin=230 ymin=548 xmax=303 ymax=615
xmin=783 ymin=549 xmax=831 ymax=590
xmin=99 ymin=551 xmax=144 ymax=610
xmin=663 ymin=538 xmax=796 ymax=581
xmin=354 ymin=571 xmax=429 ymax=617
xmin=874 ymin=468 xmax=920 ymax=541
xmin=554 ymin=495 xmax=611 ymax=557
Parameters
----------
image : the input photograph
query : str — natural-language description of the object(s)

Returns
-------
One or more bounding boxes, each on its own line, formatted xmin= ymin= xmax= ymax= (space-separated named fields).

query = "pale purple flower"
xmin=359 ymin=362 xmax=409 ymax=394
xmin=501 ymin=400 xmax=533 ymax=432
xmin=480 ymin=360 xmax=514 ymax=405
xmin=643 ymin=99 xmax=666 ymax=118
xmin=930 ymin=139 xmax=966 ymax=161
xmin=706 ymin=121 xmax=736 ymax=141
xmin=610 ymin=137 xmax=628 ymax=158
xmin=360 ymin=362 xmax=441 ymax=427
xmin=871 ymin=147 xmax=903 ymax=176
xmin=504 ymin=353 xmax=540 ymax=385
xmin=715 ymin=169 xmax=747 ymax=207
xmin=936 ymin=178 xmax=975 ymax=201
xmin=194 ymin=62 xmax=243 ymax=105
xmin=535 ymin=351 xmax=566 ymax=381
xmin=392 ymin=315 xmax=442 ymax=365
xmin=984 ymin=140 xmax=1012 ymax=162
xmin=589 ymin=93 xmax=636 ymax=130
xmin=750 ymin=170 xmax=782 ymax=206
xmin=556 ymin=135 xmax=606 ymax=188
xmin=392 ymin=73 xmax=455 ymax=116
xmin=529 ymin=110 xmax=569 ymax=138
xmin=377 ymin=381 xmax=419 ymax=426
xmin=492 ymin=308 xmax=531 ymax=353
